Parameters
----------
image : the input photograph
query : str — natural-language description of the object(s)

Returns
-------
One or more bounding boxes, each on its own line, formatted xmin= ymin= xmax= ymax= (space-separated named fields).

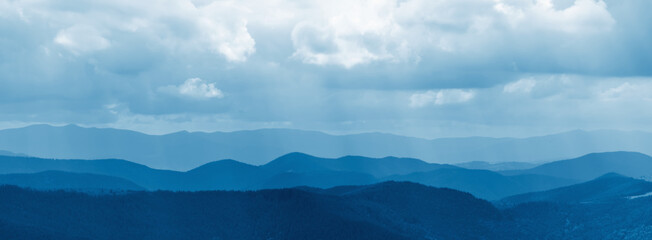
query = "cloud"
xmin=531 ymin=0 xmax=615 ymax=33
xmin=197 ymin=1 xmax=256 ymax=62
xmin=211 ymin=21 xmax=255 ymax=62
xmin=504 ymin=78 xmax=537 ymax=94
xmin=54 ymin=25 xmax=110 ymax=54
xmin=21 ymin=0 xmax=256 ymax=63
xmin=0 ymin=0 xmax=632 ymax=72
xmin=160 ymin=78 xmax=224 ymax=100
xmin=290 ymin=0 xmax=407 ymax=68
xmin=597 ymin=81 xmax=652 ymax=102
xmin=289 ymin=0 xmax=617 ymax=68
xmin=495 ymin=0 xmax=615 ymax=33
xmin=409 ymin=89 xmax=475 ymax=108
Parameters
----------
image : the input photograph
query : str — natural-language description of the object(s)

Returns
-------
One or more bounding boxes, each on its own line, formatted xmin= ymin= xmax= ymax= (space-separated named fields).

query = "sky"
xmin=0 ymin=0 xmax=650 ymax=138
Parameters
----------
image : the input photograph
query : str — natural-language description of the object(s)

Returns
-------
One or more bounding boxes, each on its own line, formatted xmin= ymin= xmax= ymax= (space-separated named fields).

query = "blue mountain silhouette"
xmin=1 ymin=124 xmax=652 ymax=170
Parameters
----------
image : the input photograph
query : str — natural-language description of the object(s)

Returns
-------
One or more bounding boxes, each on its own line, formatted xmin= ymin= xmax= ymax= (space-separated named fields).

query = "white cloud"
xmin=410 ymin=89 xmax=475 ymax=108
xmin=28 ymin=0 xmax=257 ymax=62
xmin=212 ymin=21 xmax=255 ymax=62
xmin=504 ymin=78 xmax=537 ymax=94
xmin=54 ymin=25 xmax=110 ymax=54
xmin=160 ymin=78 xmax=224 ymax=100
xmin=289 ymin=0 xmax=616 ymax=67
xmin=179 ymin=78 xmax=223 ymax=99
xmin=197 ymin=1 xmax=256 ymax=62
xmin=290 ymin=0 xmax=406 ymax=68
xmin=597 ymin=82 xmax=652 ymax=102
xmin=495 ymin=0 xmax=615 ymax=33
xmin=7 ymin=0 xmax=619 ymax=68
xmin=409 ymin=91 xmax=437 ymax=108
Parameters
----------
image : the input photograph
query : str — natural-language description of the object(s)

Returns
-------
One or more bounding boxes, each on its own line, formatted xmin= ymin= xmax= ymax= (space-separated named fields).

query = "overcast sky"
xmin=0 ymin=0 xmax=650 ymax=138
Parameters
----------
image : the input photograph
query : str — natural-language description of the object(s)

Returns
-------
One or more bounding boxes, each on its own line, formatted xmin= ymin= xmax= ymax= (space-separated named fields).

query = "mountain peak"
xmin=277 ymin=152 xmax=316 ymax=159
xmin=596 ymin=172 xmax=628 ymax=180
xmin=189 ymin=159 xmax=257 ymax=173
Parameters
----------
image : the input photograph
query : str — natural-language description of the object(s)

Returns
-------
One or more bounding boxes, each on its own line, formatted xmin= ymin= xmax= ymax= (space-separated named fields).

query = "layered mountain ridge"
xmin=2 ymin=124 xmax=652 ymax=170
xmin=2 ymin=151 xmax=651 ymax=200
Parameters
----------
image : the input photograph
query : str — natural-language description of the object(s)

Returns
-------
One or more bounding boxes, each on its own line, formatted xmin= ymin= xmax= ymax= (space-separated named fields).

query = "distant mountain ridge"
xmin=0 ymin=152 xmax=580 ymax=199
xmin=385 ymin=168 xmax=577 ymax=200
xmin=502 ymin=151 xmax=652 ymax=181
xmin=1 ymin=124 xmax=652 ymax=170
xmin=454 ymin=161 xmax=538 ymax=171
xmin=500 ymin=173 xmax=652 ymax=205
xmin=260 ymin=152 xmax=454 ymax=177
xmin=0 ymin=150 xmax=26 ymax=157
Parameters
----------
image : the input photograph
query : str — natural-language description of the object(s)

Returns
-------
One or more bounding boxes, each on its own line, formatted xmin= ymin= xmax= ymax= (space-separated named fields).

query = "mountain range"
xmin=2 ymin=124 xmax=652 ymax=170
xmin=2 ymin=151 xmax=652 ymax=200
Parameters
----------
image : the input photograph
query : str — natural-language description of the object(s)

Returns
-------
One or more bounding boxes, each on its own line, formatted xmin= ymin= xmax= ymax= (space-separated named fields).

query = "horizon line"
xmin=0 ymin=123 xmax=650 ymax=141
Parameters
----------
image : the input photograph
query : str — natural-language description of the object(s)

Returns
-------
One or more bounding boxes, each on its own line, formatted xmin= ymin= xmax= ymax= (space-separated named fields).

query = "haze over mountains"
xmin=1 ymin=124 xmax=652 ymax=170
